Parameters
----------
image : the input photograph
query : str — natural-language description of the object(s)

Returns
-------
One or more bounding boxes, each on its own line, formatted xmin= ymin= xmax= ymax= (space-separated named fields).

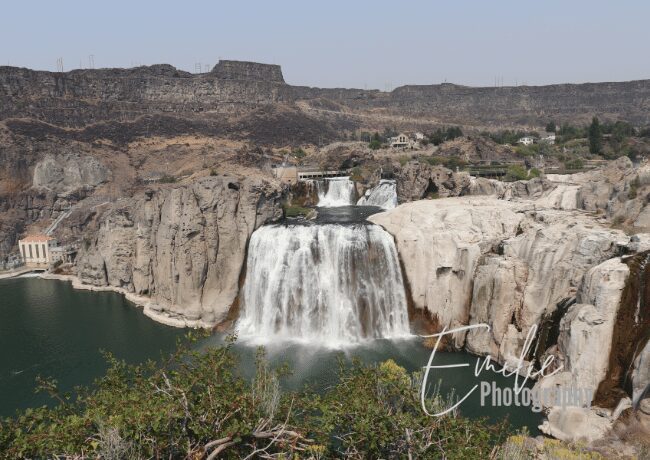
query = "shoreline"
xmin=37 ymin=273 xmax=215 ymax=330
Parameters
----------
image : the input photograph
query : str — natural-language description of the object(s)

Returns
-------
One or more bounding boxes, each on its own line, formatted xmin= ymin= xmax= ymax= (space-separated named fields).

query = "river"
xmin=0 ymin=276 xmax=542 ymax=431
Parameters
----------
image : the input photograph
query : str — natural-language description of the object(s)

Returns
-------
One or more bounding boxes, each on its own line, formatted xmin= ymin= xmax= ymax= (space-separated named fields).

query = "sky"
xmin=2 ymin=0 xmax=649 ymax=89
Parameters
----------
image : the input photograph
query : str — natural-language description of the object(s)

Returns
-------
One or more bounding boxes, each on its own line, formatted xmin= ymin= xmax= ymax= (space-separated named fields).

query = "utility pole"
xmin=56 ymin=57 xmax=64 ymax=72
xmin=194 ymin=62 xmax=202 ymax=74
xmin=88 ymin=54 xmax=94 ymax=69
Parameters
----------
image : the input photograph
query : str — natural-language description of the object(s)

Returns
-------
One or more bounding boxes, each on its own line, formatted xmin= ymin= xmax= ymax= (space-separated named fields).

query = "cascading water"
xmin=237 ymin=223 xmax=410 ymax=346
xmin=357 ymin=179 xmax=398 ymax=209
xmin=316 ymin=178 xmax=355 ymax=207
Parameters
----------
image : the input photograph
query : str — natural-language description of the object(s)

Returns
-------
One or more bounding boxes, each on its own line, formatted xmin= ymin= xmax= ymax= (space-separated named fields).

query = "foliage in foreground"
xmin=0 ymin=336 xmax=512 ymax=459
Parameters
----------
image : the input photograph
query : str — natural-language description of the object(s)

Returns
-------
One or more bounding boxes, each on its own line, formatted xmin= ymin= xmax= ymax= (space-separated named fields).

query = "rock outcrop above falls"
xmin=75 ymin=175 xmax=283 ymax=326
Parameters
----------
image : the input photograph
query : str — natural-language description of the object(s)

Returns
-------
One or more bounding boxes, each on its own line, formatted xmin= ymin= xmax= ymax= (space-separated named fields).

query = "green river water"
xmin=0 ymin=276 xmax=541 ymax=432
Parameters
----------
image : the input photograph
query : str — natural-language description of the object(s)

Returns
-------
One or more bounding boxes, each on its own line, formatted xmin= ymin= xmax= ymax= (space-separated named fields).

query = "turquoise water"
xmin=0 ymin=277 xmax=542 ymax=432
xmin=0 ymin=277 xmax=185 ymax=416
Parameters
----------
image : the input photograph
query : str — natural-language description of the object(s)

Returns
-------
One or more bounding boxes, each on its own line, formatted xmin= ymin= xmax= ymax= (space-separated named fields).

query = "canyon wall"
xmin=2 ymin=60 xmax=649 ymax=128
xmin=370 ymin=192 xmax=649 ymax=433
xmin=75 ymin=175 xmax=284 ymax=326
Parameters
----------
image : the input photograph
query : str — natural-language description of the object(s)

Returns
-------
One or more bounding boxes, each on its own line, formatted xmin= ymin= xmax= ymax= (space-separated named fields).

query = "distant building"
xmin=272 ymin=165 xmax=298 ymax=184
xmin=18 ymin=235 xmax=57 ymax=267
xmin=518 ymin=136 xmax=534 ymax=146
xmin=414 ymin=132 xmax=425 ymax=141
xmin=539 ymin=133 xmax=556 ymax=144
xmin=390 ymin=133 xmax=412 ymax=148
xmin=49 ymin=245 xmax=77 ymax=265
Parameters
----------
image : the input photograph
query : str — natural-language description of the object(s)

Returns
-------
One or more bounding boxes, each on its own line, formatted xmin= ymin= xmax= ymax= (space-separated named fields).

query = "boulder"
xmin=540 ymin=407 xmax=612 ymax=444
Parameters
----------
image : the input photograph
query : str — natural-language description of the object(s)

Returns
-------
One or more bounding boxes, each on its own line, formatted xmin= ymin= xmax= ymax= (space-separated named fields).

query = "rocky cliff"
xmin=75 ymin=175 xmax=284 ymax=326
xmin=2 ymin=60 xmax=649 ymax=128
xmin=370 ymin=183 xmax=650 ymax=445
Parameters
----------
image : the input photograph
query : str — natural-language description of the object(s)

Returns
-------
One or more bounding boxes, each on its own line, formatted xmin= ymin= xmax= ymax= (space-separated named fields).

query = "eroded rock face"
xmin=369 ymin=197 xmax=524 ymax=347
xmin=76 ymin=175 xmax=283 ymax=325
xmin=371 ymin=198 xmax=625 ymax=354
xmin=395 ymin=161 xmax=470 ymax=203
xmin=535 ymin=258 xmax=630 ymax=403
xmin=33 ymin=154 xmax=109 ymax=192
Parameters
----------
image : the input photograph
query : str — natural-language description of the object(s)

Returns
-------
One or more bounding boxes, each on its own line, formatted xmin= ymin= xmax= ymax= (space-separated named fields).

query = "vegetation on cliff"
xmin=0 ymin=335 xmax=512 ymax=459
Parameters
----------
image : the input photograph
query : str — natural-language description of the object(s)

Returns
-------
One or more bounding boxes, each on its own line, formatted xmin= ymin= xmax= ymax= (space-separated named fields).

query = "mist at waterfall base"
xmin=199 ymin=333 xmax=543 ymax=432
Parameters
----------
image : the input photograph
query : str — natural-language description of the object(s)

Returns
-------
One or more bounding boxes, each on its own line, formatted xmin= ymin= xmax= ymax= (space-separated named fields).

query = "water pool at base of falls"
xmin=200 ymin=333 xmax=544 ymax=433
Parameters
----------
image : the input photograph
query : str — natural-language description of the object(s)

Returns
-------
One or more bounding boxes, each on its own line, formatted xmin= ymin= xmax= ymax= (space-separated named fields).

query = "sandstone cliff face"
xmin=76 ymin=175 xmax=283 ymax=326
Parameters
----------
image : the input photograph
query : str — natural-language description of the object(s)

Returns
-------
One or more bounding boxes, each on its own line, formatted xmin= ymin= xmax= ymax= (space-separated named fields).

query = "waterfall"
xmin=357 ymin=180 xmax=398 ymax=209
xmin=237 ymin=223 xmax=410 ymax=346
xmin=316 ymin=178 xmax=355 ymax=207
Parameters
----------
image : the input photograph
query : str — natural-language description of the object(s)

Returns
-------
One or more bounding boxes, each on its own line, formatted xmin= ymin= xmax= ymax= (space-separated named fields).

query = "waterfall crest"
xmin=237 ymin=223 xmax=410 ymax=346
xmin=316 ymin=178 xmax=355 ymax=207
xmin=357 ymin=180 xmax=398 ymax=209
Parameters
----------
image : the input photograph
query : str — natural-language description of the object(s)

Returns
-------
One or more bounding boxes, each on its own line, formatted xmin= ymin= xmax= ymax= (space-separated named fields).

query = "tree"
xmin=588 ymin=116 xmax=602 ymax=154
xmin=368 ymin=132 xmax=382 ymax=150
xmin=545 ymin=121 xmax=556 ymax=133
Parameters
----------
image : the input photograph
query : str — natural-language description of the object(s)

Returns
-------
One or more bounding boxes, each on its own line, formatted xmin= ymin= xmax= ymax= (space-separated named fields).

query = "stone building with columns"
xmin=18 ymin=235 xmax=57 ymax=268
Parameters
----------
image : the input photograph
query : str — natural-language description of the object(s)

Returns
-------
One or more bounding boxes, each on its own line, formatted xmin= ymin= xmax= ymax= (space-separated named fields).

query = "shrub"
xmin=369 ymin=139 xmax=382 ymax=150
xmin=292 ymin=147 xmax=307 ymax=159
xmin=0 ymin=338 xmax=513 ymax=459
xmin=283 ymin=203 xmax=312 ymax=218
xmin=158 ymin=174 xmax=176 ymax=183
xmin=564 ymin=158 xmax=584 ymax=170
xmin=505 ymin=165 xmax=529 ymax=181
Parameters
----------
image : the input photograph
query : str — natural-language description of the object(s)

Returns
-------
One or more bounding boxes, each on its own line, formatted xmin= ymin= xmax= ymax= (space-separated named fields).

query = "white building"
xmin=518 ymin=136 xmax=534 ymax=146
xmin=539 ymin=133 xmax=556 ymax=144
xmin=18 ymin=235 xmax=57 ymax=267
xmin=414 ymin=132 xmax=425 ymax=141
xmin=390 ymin=133 xmax=412 ymax=148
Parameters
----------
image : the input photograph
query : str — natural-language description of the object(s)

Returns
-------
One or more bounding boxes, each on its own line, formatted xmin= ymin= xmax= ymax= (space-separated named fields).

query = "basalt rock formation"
xmin=2 ymin=60 xmax=650 ymax=130
xmin=75 ymin=175 xmax=284 ymax=326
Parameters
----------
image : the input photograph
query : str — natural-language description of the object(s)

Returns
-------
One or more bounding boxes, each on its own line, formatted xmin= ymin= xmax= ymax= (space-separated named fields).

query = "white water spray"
xmin=316 ymin=178 xmax=355 ymax=207
xmin=237 ymin=223 xmax=410 ymax=346
xmin=357 ymin=179 xmax=398 ymax=209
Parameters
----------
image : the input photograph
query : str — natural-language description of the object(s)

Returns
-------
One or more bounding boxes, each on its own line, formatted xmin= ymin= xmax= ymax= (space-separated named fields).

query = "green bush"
xmin=158 ymin=174 xmax=177 ymax=183
xmin=0 ymin=337 xmax=512 ymax=459
xmin=283 ymin=203 xmax=312 ymax=218
xmin=292 ymin=147 xmax=307 ymax=159
xmin=427 ymin=126 xmax=464 ymax=145
xmin=369 ymin=139 xmax=382 ymax=150
xmin=564 ymin=158 xmax=584 ymax=170
xmin=506 ymin=165 xmax=529 ymax=181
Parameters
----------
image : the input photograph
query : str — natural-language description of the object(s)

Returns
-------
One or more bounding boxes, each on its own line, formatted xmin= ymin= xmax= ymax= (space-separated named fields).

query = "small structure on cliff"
xmin=18 ymin=235 xmax=57 ymax=268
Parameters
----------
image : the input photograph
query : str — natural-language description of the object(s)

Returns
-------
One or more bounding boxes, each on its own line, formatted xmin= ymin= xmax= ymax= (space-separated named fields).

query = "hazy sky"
xmin=2 ymin=0 xmax=649 ymax=89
